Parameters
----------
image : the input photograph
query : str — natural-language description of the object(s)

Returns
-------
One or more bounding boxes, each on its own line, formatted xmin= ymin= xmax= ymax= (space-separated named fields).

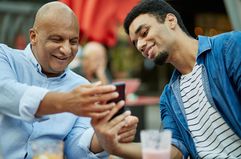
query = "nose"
xmin=60 ymin=41 xmax=71 ymax=55
xmin=136 ymin=39 xmax=146 ymax=53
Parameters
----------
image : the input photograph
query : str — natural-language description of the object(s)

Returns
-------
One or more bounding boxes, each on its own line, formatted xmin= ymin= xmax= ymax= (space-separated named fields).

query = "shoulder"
xmin=0 ymin=43 xmax=9 ymax=50
xmin=212 ymin=31 xmax=241 ymax=53
xmin=0 ymin=43 xmax=21 ymax=53
xmin=203 ymin=31 xmax=241 ymax=59
xmin=210 ymin=31 xmax=241 ymax=44
xmin=65 ymin=70 xmax=90 ymax=85
xmin=0 ymin=43 xmax=11 ymax=55
xmin=0 ymin=43 xmax=25 ymax=58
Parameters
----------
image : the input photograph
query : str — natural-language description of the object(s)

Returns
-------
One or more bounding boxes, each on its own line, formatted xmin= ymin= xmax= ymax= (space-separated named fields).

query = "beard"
xmin=153 ymin=51 xmax=169 ymax=66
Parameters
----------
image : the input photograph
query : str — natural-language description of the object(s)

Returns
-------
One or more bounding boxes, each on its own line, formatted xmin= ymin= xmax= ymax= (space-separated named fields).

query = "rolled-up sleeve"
xmin=19 ymin=86 xmax=49 ymax=122
xmin=0 ymin=47 xmax=49 ymax=122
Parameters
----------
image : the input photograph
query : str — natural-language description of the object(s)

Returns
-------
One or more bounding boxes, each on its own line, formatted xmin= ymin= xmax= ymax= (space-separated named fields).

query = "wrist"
xmin=90 ymin=133 xmax=104 ymax=153
xmin=36 ymin=92 xmax=67 ymax=116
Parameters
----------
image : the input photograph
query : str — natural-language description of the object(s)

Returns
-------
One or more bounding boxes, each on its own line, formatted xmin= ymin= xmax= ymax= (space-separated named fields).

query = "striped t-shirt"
xmin=180 ymin=64 xmax=241 ymax=158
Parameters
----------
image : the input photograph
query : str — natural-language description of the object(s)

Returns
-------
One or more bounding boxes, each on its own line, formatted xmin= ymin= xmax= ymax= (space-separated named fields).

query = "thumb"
xmin=93 ymin=81 xmax=102 ymax=86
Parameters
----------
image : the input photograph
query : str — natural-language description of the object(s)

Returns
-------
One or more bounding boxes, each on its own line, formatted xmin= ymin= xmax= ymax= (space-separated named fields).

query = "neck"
xmin=168 ymin=35 xmax=198 ymax=75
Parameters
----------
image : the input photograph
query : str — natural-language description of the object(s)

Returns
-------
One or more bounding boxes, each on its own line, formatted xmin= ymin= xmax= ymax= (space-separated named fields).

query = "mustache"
xmin=154 ymin=51 xmax=169 ymax=66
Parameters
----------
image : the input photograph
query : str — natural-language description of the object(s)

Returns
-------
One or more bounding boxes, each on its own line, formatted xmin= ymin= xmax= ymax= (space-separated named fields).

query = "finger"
xmin=92 ymin=101 xmax=128 ymax=126
xmin=79 ymin=81 xmax=102 ymax=88
xmin=79 ymin=102 xmax=114 ymax=116
xmin=122 ymin=116 xmax=139 ymax=127
xmin=118 ymin=128 xmax=136 ymax=139
xmin=92 ymin=81 xmax=102 ymax=86
xmin=109 ymin=119 xmax=128 ymax=136
xmin=119 ymin=135 xmax=136 ymax=143
xmin=108 ymin=110 xmax=131 ymax=128
xmin=88 ymin=110 xmax=111 ymax=121
xmin=105 ymin=101 xmax=126 ymax=122
xmin=91 ymin=101 xmax=125 ymax=126
xmin=118 ymin=127 xmax=137 ymax=143
xmin=90 ymin=102 xmax=115 ymax=112
xmin=86 ymin=92 xmax=119 ymax=103
xmin=93 ymin=101 xmax=125 ymax=127
xmin=118 ymin=124 xmax=138 ymax=134
xmin=78 ymin=84 xmax=116 ymax=96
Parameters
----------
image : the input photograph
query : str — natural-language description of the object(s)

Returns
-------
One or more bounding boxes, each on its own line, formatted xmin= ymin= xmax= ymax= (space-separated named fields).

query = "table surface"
xmin=126 ymin=96 xmax=160 ymax=107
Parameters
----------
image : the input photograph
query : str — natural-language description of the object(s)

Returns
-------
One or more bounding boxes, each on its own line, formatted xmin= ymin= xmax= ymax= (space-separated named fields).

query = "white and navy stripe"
xmin=180 ymin=64 xmax=241 ymax=158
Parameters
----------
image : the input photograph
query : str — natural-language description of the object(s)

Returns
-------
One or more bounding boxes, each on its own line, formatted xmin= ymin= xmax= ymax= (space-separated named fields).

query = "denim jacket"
xmin=160 ymin=31 xmax=241 ymax=159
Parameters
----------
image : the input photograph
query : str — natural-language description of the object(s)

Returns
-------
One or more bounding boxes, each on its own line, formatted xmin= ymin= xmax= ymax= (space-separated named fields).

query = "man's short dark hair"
xmin=124 ymin=0 xmax=189 ymax=35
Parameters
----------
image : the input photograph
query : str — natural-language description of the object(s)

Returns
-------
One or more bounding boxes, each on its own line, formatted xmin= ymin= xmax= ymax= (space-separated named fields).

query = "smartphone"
xmin=107 ymin=82 xmax=126 ymax=119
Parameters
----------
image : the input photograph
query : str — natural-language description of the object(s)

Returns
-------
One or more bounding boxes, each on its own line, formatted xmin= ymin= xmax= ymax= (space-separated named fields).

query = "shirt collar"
xmin=196 ymin=35 xmax=212 ymax=59
xmin=25 ymin=44 xmax=39 ymax=69
xmin=24 ymin=44 xmax=67 ymax=79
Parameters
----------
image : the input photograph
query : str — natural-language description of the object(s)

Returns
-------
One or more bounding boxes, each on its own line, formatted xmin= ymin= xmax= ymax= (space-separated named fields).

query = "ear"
xmin=166 ymin=13 xmax=177 ymax=29
xmin=29 ymin=28 xmax=37 ymax=45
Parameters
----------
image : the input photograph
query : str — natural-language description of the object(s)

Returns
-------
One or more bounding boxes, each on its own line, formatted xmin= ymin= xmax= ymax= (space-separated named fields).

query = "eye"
xmin=141 ymin=28 xmax=149 ymax=37
xmin=70 ymin=39 xmax=79 ymax=45
xmin=50 ymin=36 xmax=62 ymax=43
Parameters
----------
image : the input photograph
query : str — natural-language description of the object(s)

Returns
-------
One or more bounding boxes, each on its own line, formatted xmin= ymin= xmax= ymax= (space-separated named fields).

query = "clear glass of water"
xmin=140 ymin=129 xmax=172 ymax=159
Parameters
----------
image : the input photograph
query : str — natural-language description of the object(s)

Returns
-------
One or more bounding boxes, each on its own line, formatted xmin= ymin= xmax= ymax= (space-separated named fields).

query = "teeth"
xmin=56 ymin=56 xmax=67 ymax=60
xmin=52 ymin=55 xmax=68 ymax=60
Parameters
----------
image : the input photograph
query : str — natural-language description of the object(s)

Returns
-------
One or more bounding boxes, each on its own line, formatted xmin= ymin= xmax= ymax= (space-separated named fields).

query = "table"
xmin=126 ymin=96 xmax=160 ymax=106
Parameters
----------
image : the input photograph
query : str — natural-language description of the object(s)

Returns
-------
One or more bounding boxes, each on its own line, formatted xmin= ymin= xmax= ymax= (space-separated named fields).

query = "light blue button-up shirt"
xmin=0 ymin=44 xmax=108 ymax=159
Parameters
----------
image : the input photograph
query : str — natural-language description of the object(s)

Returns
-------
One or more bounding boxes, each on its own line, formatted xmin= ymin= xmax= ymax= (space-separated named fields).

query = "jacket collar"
xmin=196 ymin=35 xmax=212 ymax=63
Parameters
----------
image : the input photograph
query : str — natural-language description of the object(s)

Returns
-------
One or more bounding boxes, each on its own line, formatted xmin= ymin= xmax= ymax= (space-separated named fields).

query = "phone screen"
xmin=107 ymin=82 xmax=126 ymax=119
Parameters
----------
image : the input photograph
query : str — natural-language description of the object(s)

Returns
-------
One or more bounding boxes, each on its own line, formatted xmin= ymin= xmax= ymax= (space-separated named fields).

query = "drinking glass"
xmin=140 ymin=129 xmax=172 ymax=159
xmin=31 ymin=138 xmax=64 ymax=159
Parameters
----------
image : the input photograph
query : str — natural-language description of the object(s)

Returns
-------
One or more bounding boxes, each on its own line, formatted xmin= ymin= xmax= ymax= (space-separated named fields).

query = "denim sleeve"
xmin=64 ymin=117 xmax=109 ymax=159
xmin=0 ymin=47 xmax=49 ymax=122
xmin=160 ymin=88 xmax=189 ymax=158
xmin=224 ymin=31 xmax=241 ymax=97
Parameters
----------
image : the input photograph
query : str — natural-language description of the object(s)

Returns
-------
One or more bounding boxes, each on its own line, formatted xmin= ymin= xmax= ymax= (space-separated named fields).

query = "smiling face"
xmin=129 ymin=13 xmax=176 ymax=65
xmin=30 ymin=2 xmax=79 ymax=77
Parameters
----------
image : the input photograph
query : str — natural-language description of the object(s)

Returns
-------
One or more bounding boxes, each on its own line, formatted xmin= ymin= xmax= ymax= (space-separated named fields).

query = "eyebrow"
xmin=135 ymin=24 xmax=145 ymax=34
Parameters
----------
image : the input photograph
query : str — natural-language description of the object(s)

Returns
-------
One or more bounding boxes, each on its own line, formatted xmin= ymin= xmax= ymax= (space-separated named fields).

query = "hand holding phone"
xmin=107 ymin=82 xmax=126 ymax=119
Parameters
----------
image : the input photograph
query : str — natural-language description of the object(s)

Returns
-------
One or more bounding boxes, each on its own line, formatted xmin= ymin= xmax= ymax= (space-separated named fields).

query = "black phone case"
xmin=108 ymin=82 xmax=126 ymax=119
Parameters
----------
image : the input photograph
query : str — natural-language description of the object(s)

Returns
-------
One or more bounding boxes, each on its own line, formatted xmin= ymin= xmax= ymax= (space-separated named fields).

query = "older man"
xmin=0 ymin=2 xmax=138 ymax=159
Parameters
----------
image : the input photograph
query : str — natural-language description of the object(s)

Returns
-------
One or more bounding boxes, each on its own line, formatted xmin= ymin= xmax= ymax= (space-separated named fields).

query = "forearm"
xmin=36 ymin=91 xmax=69 ymax=116
xmin=112 ymin=143 xmax=182 ymax=159
xmin=113 ymin=143 xmax=142 ymax=159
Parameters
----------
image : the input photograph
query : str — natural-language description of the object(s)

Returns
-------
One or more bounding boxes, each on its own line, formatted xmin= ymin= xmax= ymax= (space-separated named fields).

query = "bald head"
xmin=82 ymin=42 xmax=109 ymax=84
xmin=83 ymin=42 xmax=107 ymax=59
xmin=33 ymin=1 xmax=78 ymax=30
xmin=29 ymin=1 xmax=80 ymax=77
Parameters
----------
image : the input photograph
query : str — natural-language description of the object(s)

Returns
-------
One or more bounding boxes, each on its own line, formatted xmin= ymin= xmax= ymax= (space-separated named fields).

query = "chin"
xmin=154 ymin=52 xmax=168 ymax=66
